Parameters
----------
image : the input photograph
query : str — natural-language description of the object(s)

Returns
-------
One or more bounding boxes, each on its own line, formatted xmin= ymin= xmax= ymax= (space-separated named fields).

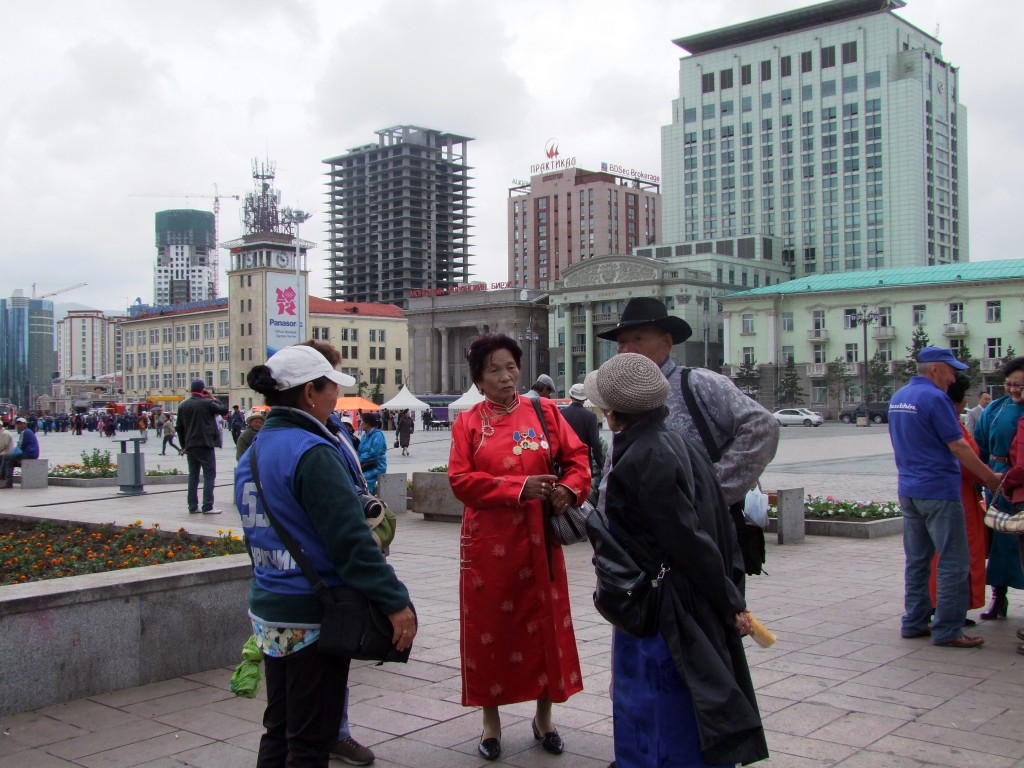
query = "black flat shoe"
xmin=532 ymin=718 xmax=564 ymax=755
xmin=1016 ymin=628 xmax=1024 ymax=642
xmin=478 ymin=735 xmax=501 ymax=761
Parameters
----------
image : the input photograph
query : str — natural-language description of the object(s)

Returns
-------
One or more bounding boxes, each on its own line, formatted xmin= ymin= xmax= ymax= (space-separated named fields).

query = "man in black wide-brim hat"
xmin=597 ymin=296 xmax=780 ymax=588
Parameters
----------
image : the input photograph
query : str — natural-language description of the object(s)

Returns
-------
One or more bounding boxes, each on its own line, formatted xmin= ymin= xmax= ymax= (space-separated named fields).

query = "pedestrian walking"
xmin=176 ymin=380 xmax=229 ymax=515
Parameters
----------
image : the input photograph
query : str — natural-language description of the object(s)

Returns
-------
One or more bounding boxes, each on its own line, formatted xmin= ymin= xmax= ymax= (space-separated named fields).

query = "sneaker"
xmin=331 ymin=737 xmax=375 ymax=765
xmin=202 ymin=508 xmax=223 ymax=515
xmin=188 ymin=509 xmax=201 ymax=514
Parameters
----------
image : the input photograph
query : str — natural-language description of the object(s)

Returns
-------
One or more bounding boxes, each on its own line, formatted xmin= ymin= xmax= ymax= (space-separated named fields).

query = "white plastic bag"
xmin=743 ymin=485 xmax=770 ymax=529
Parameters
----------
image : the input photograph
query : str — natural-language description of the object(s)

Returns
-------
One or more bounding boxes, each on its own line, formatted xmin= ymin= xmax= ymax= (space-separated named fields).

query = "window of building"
xmin=821 ymin=80 xmax=836 ymax=97
xmin=189 ymin=324 xmax=200 ymax=341
xmin=845 ymin=343 xmax=859 ymax=363
xmin=760 ymin=60 xmax=771 ymax=81
xmin=877 ymin=306 xmax=891 ymax=326
xmin=812 ymin=309 xmax=826 ymax=330
xmin=720 ymin=68 xmax=733 ymax=89
xmin=203 ymin=322 xmax=214 ymax=340
xmin=866 ymin=71 xmax=881 ymax=89
xmin=987 ymin=338 xmax=1003 ymax=359
xmin=741 ymin=64 xmax=751 ymax=85
xmin=684 ymin=107 xmax=696 ymax=123
xmin=912 ymin=304 xmax=926 ymax=325
xmin=176 ymin=326 xmax=186 ymax=342
xmin=948 ymin=302 xmax=963 ymax=323
xmin=762 ymin=93 xmax=772 ymax=109
xmin=821 ymin=45 xmax=836 ymax=68
xmin=741 ymin=313 xmax=755 ymax=334
xmin=781 ymin=311 xmax=794 ymax=332
xmin=394 ymin=369 xmax=404 ymax=386
xmin=780 ymin=55 xmax=792 ymax=77
xmin=742 ymin=347 xmax=755 ymax=365
xmin=800 ymin=50 xmax=812 ymax=73
xmin=701 ymin=72 xmax=715 ymax=93
xmin=781 ymin=345 xmax=795 ymax=363
xmin=813 ymin=344 xmax=827 ymax=364
xmin=841 ymin=41 xmax=858 ymax=64
xmin=987 ymin=300 xmax=1001 ymax=322
xmin=844 ymin=308 xmax=859 ymax=329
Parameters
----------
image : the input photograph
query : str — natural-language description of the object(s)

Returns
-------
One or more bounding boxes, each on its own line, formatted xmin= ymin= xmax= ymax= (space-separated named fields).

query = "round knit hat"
xmin=584 ymin=353 xmax=669 ymax=414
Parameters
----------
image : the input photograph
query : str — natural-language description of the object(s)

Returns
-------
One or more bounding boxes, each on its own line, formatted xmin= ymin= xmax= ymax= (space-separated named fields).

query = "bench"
xmin=15 ymin=458 xmax=49 ymax=489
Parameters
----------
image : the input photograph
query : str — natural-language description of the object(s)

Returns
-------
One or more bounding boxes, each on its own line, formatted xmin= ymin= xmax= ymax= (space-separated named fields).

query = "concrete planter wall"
xmin=766 ymin=516 xmax=902 ymax=539
xmin=0 ymin=552 xmax=252 ymax=716
xmin=47 ymin=474 xmax=188 ymax=488
xmin=376 ymin=473 xmax=410 ymax=514
xmin=410 ymin=472 xmax=464 ymax=522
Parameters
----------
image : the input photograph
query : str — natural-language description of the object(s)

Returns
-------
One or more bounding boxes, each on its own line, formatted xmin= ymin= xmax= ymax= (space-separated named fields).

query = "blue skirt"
xmin=612 ymin=629 xmax=731 ymax=768
xmin=986 ymin=531 xmax=1024 ymax=589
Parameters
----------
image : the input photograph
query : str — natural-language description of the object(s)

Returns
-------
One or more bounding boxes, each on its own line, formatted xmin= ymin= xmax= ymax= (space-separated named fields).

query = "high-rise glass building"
xmin=324 ymin=125 xmax=473 ymax=309
xmin=662 ymin=0 xmax=967 ymax=277
xmin=153 ymin=209 xmax=218 ymax=305
xmin=0 ymin=291 xmax=55 ymax=408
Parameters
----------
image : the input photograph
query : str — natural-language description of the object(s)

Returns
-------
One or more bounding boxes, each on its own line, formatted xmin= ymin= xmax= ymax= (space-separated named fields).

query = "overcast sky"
xmin=2 ymin=0 xmax=1020 ymax=313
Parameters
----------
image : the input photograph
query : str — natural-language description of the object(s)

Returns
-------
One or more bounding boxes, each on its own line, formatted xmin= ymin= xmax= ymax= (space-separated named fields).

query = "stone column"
xmin=439 ymin=326 xmax=450 ymax=393
xmin=584 ymin=301 xmax=595 ymax=375
xmin=563 ymin=302 xmax=574 ymax=389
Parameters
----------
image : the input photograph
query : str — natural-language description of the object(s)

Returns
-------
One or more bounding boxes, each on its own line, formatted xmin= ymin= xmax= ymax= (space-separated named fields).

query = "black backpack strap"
xmin=679 ymin=367 xmax=722 ymax=463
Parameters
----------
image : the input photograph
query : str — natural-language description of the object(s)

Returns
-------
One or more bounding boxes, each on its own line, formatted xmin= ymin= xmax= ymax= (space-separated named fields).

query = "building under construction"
xmin=323 ymin=125 xmax=474 ymax=309
xmin=153 ymin=209 xmax=217 ymax=305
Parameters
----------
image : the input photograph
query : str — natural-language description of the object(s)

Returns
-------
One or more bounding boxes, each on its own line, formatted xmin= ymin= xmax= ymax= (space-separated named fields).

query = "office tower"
xmin=153 ymin=209 xmax=217 ymax=305
xmin=324 ymin=125 xmax=473 ymax=308
xmin=662 ymin=0 xmax=967 ymax=277
xmin=0 ymin=291 xmax=55 ymax=408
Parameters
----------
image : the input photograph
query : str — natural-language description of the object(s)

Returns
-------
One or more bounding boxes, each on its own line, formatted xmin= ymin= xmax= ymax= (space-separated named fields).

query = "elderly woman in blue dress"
xmin=357 ymin=412 xmax=388 ymax=493
xmin=973 ymin=356 xmax=1024 ymax=623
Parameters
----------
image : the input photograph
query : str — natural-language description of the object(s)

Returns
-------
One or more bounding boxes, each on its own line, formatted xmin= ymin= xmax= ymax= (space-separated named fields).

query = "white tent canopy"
xmin=448 ymin=383 xmax=484 ymax=414
xmin=379 ymin=386 xmax=430 ymax=412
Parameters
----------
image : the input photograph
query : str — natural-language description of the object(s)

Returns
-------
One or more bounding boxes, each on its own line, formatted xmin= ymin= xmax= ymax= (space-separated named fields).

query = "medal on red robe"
xmin=512 ymin=429 xmax=541 ymax=455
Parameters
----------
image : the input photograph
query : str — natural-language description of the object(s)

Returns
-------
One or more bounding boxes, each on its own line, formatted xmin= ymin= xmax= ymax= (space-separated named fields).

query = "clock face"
xmin=244 ymin=253 xmax=255 ymax=268
xmin=276 ymin=253 xmax=291 ymax=268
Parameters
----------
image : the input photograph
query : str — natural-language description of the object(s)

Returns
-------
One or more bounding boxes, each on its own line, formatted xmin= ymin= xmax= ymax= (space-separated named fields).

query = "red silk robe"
xmin=449 ymin=396 xmax=591 ymax=706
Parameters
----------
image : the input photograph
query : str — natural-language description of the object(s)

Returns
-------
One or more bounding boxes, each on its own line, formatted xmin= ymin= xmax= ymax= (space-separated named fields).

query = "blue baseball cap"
xmin=918 ymin=346 xmax=969 ymax=370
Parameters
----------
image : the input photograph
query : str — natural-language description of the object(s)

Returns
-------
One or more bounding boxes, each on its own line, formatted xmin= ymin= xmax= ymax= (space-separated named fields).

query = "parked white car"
xmin=772 ymin=407 xmax=823 ymax=427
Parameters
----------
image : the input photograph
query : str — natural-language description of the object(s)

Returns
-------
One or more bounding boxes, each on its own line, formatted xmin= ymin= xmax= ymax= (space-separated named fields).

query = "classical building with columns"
xmin=406 ymin=287 xmax=548 ymax=395
xmin=547 ymin=250 xmax=791 ymax=392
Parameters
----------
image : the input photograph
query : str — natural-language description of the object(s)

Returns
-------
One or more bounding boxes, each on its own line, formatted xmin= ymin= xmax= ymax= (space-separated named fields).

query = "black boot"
xmin=980 ymin=586 xmax=1009 ymax=620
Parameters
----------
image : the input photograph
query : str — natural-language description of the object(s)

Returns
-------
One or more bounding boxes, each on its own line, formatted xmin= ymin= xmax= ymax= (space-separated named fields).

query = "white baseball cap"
xmin=266 ymin=345 xmax=355 ymax=390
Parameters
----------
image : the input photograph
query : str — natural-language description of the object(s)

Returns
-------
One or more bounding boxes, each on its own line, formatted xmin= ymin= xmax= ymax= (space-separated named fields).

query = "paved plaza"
xmin=1 ymin=426 xmax=1023 ymax=767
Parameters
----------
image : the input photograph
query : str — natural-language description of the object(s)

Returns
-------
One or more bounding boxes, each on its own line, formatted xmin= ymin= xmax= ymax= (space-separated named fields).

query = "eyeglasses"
xmin=1005 ymin=383 xmax=1024 ymax=391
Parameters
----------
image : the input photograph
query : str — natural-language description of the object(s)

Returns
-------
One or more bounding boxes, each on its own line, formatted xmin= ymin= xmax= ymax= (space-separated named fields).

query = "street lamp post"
xmin=853 ymin=304 xmax=879 ymax=425
xmin=281 ymin=208 xmax=312 ymax=343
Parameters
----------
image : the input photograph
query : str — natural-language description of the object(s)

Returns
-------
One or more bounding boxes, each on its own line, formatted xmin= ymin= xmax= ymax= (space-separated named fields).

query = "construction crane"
xmin=129 ymin=184 xmax=241 ymax=297
xmin=32 ymin=282 xmax=87 ymax=300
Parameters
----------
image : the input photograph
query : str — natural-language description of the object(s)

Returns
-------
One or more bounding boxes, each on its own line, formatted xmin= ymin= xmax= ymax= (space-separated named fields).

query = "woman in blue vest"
xmin=235 ymin=344 xmax=417 ymax=768
xmin=357 ymin=412 xmax=388 ymax=493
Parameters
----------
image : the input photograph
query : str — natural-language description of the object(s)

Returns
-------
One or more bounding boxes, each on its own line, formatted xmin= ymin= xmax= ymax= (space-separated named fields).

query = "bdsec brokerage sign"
xmin=600 ymin=161 xmax=659 ymax=184
xmin=409 ymin=281 xmax=515 ymax=299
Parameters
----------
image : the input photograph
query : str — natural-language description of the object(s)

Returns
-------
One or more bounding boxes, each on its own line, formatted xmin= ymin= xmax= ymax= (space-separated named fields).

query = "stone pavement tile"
xmin=900 ymin=671 xmax=984 ymax=698
xmin=757 ymin=674 xmax=840 ymax=701
xmin=403 ymin=711 xmax=488 ymax=748
xmin=749 ymin=667 xmax=795 ymax=688
xmin=760 ymin=701 xmax=847 ymax=737
xmin=755 ymin=654 xmax=873 ymax=682
xmin=347 ymin=666 xmax=432 ymax=692
xmin=0 ymin=750 xmax=80 ymax=767
xmin=0 ymin=737 xmax=27 ymax=759
xmin=832 ymin=750 xmax=948 ymax=767
xmin=152 ymin=740 xmax=256 ymax=768
xmin=889 ymin=655 xmax=1008 ymax=680
xmin=202 ymin=693 xmax=266 ymax=724
xmin=916 ymin=698 xmax=1010 ymax=731
xmin=763 ymin=731 xmax=859 ymax=763
xmin=799 ymin=638 xmax=875 ymax=658
xmin=373 ymin=736 xmax=498 ymax=768
xmin=751 ymin=751 xmax=833 ymax=767
xmin=806 ymin=710 xmax=903 ymax=748
xmin=43 ymin=720 xmax=175 ymax=760
xmin=0 ymin=712 xmax=87 ymax=748
xmin=120 ymin=685 xmax=235 ymax=719
xmin=752 ymin=694 xmax=797 ymax=715
xmin=552 ymin=727 xmax=615 ymax=762
xmin=825 ymin=681 xmax=946 ymax=710
xmin=578 ymin=716 xmax=614 ymax=737
xmin=806 ymin=691 xmax=923 ymax=721
xmin=868 ymin=733 xmax=1017 ymax=767
xmin=223 ymin=729 xmax=262 ymax=754
xmin=843 ymin=642 xmax=918 ymax=664
xmin=500 ymin=700 xmax=608 ymax=731
xmin=180 ymin=666 xmax=235 ymax=691
xmin=154 ymin=707 xmax=263 ymax=741
xmin=35 ymin=699 xmax=143 ymax=732
xmin=978 ymin=708 xmax=1024 ymax=741
xmin=846 ymin=665 xmax=929 ymax=690
xmin=75 ymin=730 xmax=213 ymax=768
xmin=346 ymin=703 xmax=437 ymax=736
xmin=89 ymin=677 xmax=206 ymax=709
xmin=501 ymin=741 xmax=611 ymax=768
xmin=362 ymin=692 xmax=469 ymax=722
xmin=955 ymin=686 xmax=1024 ymax=712
xmin=893 ymin=722 xmax=1024 ymax=760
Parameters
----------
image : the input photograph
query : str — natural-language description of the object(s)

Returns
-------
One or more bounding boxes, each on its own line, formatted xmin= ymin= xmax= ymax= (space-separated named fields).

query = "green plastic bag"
xmin=230 ymin=635 xmax=263 ymax=698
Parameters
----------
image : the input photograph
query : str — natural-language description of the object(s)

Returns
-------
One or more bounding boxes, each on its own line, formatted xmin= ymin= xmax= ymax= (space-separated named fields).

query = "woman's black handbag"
xmin=249 ymin=446 xmax=413 ymax=663
xmin=529 ymin=398 xmax=591 ymax=545
xmin=585 ymin=506 xmax=667 ymax=638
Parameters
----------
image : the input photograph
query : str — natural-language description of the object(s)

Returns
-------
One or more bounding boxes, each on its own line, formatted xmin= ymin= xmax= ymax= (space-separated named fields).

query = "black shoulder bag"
xmin=529 ymin=397 xmax=592 ymax=545
xmin=248 ymin=445 xmax=414 ymax=663
xmin=679 ymin=368 xmax=766 ymax=577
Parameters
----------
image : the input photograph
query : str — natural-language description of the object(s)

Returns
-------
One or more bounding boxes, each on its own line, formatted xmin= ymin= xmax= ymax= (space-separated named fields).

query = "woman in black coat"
xmin=584 ymin=353 xmax=767 ymax=767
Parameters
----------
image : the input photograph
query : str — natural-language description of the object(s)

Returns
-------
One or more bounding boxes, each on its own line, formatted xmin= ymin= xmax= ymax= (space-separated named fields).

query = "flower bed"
xmin=0 ymin=518 xmax=246 ymax=585
xmin=769 ymin=495 xmax=900 ymax=522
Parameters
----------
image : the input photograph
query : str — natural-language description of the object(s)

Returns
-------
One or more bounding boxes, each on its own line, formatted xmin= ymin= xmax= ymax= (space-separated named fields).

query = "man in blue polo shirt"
xmin=889 ymin=347 xmax=1002 ymax=648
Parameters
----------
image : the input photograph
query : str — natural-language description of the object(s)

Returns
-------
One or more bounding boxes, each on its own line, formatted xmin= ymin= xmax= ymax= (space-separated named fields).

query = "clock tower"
xmin=220 ymin=159 xmax=314 ymax=408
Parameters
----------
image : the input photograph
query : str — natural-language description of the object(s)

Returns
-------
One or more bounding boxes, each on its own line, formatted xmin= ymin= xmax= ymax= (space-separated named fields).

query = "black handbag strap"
xmin=249 ymin=445 xmax=331 ymax=601
xmin=529 ymin=397 xmax=556 ymax=472
xmin=679 ymin=367 xmax=722 ymax=463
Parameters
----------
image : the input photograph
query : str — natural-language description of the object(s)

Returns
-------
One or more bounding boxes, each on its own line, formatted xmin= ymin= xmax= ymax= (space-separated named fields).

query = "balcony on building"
xmin=806 ymin=363 xmax=827 ymax=377
xmin=888 ymin=360 xmax=903 ymax=375
xmin=872 ymin=326 xmax=896 ymax=340
xmin=571 ymin=344 xmax=586 ymax=355
xmin=571 ymin=314 xmax=586 ymax=326
xmin=942 ymin=322 xmax=968 ymax=337
xmin=593 ymin=312 xmax=620 ymax=324
xmin=807 ymin=329 xmax=828 ymax=342
xmin=980 ymin=358 xmax=1001 ymax=373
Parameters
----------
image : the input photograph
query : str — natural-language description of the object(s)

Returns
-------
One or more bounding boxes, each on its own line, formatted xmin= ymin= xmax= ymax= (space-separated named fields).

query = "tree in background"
xmin=994 ymin=345 xmax=1018 ymax=386
xmin=776 ymin=358 xmax=806 ymax=406
xmin=735 ymin=358 xmax=761 ymax=399
xmin=824 ymin=356 xmax=850 ymax=419
xmin=866 ymin=350 xmax=893 ymax=401
xmin=370 ymin=380 xmax=383 ymax=405
xmin=953 ymin=343 xmax=982 ymax=391
xmin=899 ymin=326 xmax=931 ymax=382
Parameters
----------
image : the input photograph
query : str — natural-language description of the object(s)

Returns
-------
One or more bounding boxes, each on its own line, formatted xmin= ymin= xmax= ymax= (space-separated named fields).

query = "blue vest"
xmin=234 ymin=425 xmax=347 ymax=597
